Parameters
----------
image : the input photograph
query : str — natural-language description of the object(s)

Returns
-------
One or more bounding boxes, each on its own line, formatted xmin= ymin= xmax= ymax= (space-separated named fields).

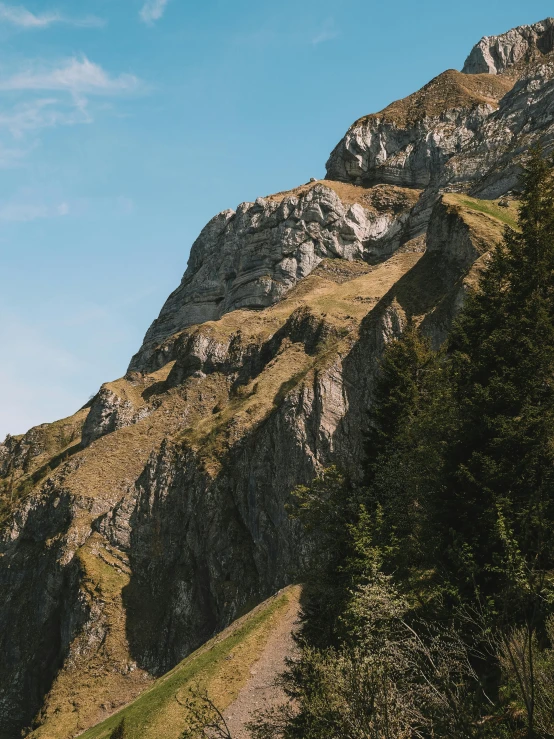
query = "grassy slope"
xmin=13 ymin=251 xmax=423 ymax=739
xmin=353 ymin=69 xmax=514 ymax=128
xmin=78 ymin=586 xmax=301 ymax=739
xmin=451 ymin=194 xmax=519 ymax=230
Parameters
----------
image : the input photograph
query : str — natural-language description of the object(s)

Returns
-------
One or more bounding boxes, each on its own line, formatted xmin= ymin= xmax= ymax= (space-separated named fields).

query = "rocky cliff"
xmin=0 ymin=17 xmax=546 ymax=739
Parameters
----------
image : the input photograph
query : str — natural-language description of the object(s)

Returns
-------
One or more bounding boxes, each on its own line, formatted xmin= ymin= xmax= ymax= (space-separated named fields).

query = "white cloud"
xmin=139 ymin=0 xmax=170 ymax=24
xmin=0 ymin=3 xmax=104 ymax=29
xmin=0 ymin=56 xmax=141 ymax=95
xmin=0 ymin=57 xmax=143 ymax=169
xmin=0 ymin=198 xmax=70 ymax=221
xmin=0 ymin=58 xmax=142 ymax=151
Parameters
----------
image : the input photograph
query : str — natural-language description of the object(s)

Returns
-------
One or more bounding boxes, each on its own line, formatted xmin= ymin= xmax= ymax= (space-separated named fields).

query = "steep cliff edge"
xmin=462 ymin=17 xmax=554 ymax=74
xmin=0 ymin=17 xmax=545 ymax=739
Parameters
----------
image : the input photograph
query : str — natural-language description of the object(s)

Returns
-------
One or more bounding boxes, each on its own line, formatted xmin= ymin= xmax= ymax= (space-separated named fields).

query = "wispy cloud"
xmin=311 ymin=19 xmax=338 ymax=45
xmin=0 ymin=57 xmax=143 ymax=168
xmin=0 ymin=198 xmax=69 ymax=221
xmin=0 ymin=56 xmax=141 ymax=95
xmin=0 ymin=97 xmax=90 ymax=138
xmin=0 ymin=3 xmax=104 ymax=29
xmin=139 ymin=0 xmax=170 ymax=24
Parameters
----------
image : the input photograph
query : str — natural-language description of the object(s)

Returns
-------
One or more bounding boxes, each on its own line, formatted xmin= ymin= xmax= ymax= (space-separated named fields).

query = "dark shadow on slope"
xmin=120 ymin=248 xmax=468 ymax=680
xmin=0 ymin=492 xmax=88 ymax=739
xmin=121 ymin=400 xmax=311 ymax=677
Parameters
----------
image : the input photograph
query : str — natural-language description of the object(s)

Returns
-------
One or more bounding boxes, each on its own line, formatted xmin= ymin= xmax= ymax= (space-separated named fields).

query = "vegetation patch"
xmin=78 ymin=587 xmax=299 ymax=739
xmin=452 ymin=193 xmax=519 ymax=229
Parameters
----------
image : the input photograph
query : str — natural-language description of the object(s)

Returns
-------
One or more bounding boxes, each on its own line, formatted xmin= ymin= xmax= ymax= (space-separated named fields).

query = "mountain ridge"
xmin=0 ymin=17 xmax=549 ymax=739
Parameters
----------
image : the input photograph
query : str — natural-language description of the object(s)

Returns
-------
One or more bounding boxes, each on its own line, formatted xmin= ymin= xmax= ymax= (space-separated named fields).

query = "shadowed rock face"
xmin=0 ymin=17 xmax=550 ymax=739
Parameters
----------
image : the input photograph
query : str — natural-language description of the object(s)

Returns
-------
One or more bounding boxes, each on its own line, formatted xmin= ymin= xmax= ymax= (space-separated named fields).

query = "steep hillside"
xmin=0 ymin=16 xmax=545 ymax=739
xmin=70 ymin=587 xmax=300 ymax=739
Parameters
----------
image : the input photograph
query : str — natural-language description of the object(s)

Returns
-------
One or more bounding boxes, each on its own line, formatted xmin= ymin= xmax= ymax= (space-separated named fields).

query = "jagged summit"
xmin=326 ymin=18 xmax=554 ymax=195
xmin=463 ymin=17 xmax=554 ymax=75
xmin=131 ymin=18 xmax=554 ymax=372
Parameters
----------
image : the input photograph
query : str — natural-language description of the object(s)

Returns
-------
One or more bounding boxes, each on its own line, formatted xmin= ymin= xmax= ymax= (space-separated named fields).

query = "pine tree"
xmin=440 ymin=148 xmax=554 ymax=628
xmin=365 ymin=319 xmax=436 ymax=477
xmin=363 ymin=320 xmax=448 ymax=578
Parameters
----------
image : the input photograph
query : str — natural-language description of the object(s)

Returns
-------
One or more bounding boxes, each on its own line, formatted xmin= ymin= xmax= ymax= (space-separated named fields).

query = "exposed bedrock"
xmin=0 ymin=487 xmax=89 ymax=738
xmin=327 ymin=20 xmax=554 ymax=199
xmin=462 ymin=17 xmax=554 ymax=75
xmin=129 ymin=182 xmax=419 ymax=371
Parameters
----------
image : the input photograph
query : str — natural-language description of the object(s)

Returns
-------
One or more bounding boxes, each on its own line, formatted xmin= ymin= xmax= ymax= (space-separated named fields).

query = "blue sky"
xmin=0 ymin=0 xmax=551 ymax=439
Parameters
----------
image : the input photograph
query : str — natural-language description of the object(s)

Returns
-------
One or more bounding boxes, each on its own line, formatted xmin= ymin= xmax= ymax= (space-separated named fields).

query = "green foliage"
xmin=288 ymin=467 xmax=362 ymax=647
xmin=458 ymin=196 xmax=519 ymax=229
xmin=497 ymin=617 xmax=554 ymax=738
xmin=441 ymin=148 xmax=554 ymax=623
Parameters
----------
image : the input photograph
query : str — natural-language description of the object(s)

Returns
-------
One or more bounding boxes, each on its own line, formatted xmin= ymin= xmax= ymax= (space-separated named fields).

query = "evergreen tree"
xmin=440 ymin=149 xmax=554 ymax=630
xmin=363 ymin=320 xmax=449 ymax=580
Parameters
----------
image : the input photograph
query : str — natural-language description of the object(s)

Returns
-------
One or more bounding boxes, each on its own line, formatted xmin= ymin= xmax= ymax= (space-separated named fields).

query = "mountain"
xmin=0 ymin=17 xmax=549 ymax=739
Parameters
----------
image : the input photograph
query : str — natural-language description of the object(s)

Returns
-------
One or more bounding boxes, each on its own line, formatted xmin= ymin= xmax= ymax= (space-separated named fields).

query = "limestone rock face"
xmin=129 ymin=182 xmax=419 ymax=370
xmin=445 ymin=61 xmax=554 ymax=197
xmin=327 ymin=19 xmax=554 ymax=199
xmin=325 ymin=70 xmax=513 ymax=189
xmin=462 ymin=17 xmax=554 ymax=75
xmin=0 ymin=190 xmax=510 ymax=739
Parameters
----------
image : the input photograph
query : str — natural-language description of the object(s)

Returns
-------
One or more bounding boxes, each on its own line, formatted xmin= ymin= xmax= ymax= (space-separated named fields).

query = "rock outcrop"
xmin=0 ymin=16 xmax=551 ymax=739
xmin=327 ymin=18 xmax=554 ymax=201
xmin=462 ymin=17 xmax=554 ymax=75
xmin=130 ymin=182 xmax=420 ymax=371
xmin=325 ymin=70 xmax=514 ymax=189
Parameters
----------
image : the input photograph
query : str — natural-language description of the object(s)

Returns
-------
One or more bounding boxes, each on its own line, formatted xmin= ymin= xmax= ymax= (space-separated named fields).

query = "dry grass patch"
xmin=443 ymin=193 xmax=519 ymax=257
xmin=353 ymin=69 xmax=514 ymax=129
xmin=181 ymin=252 xmax=422 ymax=474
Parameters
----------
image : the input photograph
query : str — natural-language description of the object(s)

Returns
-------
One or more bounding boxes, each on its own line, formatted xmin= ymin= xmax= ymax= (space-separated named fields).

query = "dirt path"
xmin=223 ymin=593 xmax=300 ymax=738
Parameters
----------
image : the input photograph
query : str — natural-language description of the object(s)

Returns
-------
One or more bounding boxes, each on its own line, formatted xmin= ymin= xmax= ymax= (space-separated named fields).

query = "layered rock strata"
xmin=130 ymin=182 xmax=420 ymax=370
xmin=327 ymin=18 xmax=554 ymax=199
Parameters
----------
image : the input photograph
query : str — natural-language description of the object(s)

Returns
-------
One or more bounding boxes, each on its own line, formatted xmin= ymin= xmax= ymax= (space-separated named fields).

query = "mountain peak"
xmin=462 ymin=17 xmax=554 ymax=75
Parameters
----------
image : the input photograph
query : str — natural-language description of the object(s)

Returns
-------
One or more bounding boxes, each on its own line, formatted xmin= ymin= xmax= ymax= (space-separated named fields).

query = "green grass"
xmin=457 ymin=196 xmax=519 ymax=230
xmin=78 ymin=591 xmax=291 ymax=739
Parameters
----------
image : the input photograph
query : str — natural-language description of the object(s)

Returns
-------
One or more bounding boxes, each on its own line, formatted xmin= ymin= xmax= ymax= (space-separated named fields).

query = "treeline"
xmin=250 ymin=150 xmax=554 ymax=738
